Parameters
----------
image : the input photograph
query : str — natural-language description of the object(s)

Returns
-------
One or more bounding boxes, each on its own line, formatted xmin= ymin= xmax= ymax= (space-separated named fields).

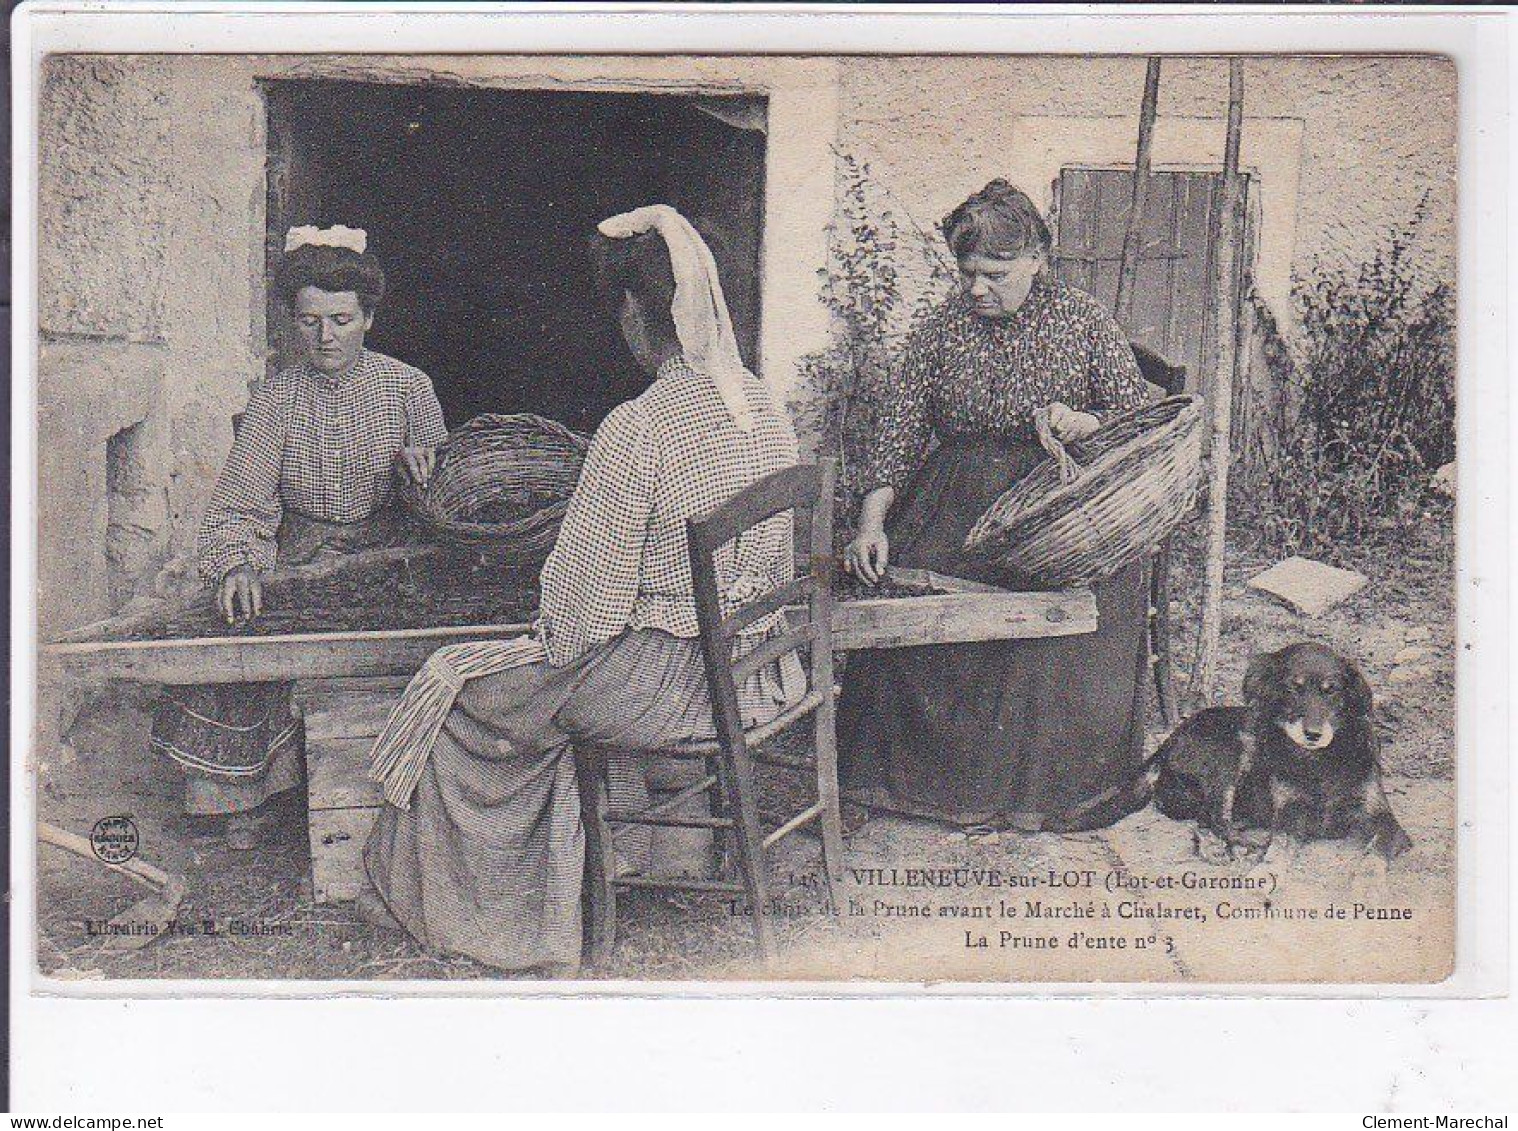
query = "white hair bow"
xmin=597 ymin=204 xmax=753 ymax=432
xmin=284 ymin=224 xmax=368 ymax=255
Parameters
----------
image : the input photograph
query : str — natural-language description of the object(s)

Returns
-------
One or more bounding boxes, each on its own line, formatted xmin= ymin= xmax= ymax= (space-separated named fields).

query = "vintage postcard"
xmin=20 ymin=36 xmax=1472 ymax=992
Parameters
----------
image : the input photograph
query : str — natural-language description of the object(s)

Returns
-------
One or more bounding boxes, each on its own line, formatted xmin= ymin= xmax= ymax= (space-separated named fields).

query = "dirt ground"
xmin=33 ymin=510 xmax=1456 ymax=985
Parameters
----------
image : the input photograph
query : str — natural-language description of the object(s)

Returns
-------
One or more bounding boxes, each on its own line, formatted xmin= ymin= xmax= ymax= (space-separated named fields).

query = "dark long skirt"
xmin=837 ymin=437 xmax=1150 ymax=832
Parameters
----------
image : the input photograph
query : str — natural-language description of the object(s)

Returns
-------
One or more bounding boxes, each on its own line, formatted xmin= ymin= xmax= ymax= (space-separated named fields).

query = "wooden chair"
xmin=1130 ymin=342 xmax=1190 ymax=728
xmin=575 ymin=462 xmax=846 ymax=966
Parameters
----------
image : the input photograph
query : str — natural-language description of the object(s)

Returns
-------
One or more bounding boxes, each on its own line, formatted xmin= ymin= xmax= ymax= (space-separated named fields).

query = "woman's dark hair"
xmin=940 ymin=179 xmax=1053 ymax=262
xmin=589 ymin=230 xmax=680 ymax=351
xmin=275 ymin=244 xmax=387 ymax=313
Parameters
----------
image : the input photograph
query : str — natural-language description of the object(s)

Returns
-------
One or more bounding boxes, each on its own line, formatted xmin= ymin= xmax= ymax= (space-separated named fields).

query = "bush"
xmin=1231 ymin=203 xmax=1455 ymax=557
xmin=789 ymin=154 xmax=954 ymax=543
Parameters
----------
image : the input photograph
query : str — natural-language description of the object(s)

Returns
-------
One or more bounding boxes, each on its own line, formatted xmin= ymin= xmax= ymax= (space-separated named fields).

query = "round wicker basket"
xmin=401 ymin=412 xmax=590 ymax=564
xmin=964 ymin=395 xmax=1203 ymax=587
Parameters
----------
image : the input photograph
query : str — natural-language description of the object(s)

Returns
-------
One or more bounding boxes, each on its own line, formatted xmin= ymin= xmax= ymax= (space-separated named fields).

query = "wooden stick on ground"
xmin=38 ymin=820 xmax=188 ymax=954
xmin=1115 ymin=57 xmax=1163 ymax=330
xmin=38 ymin=821 xmax=179 ymax=894
xmin=1188 ymin=59 xmax=1247 ymax=713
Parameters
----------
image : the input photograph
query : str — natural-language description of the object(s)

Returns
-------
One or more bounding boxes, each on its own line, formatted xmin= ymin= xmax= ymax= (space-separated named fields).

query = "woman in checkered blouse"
xmin=149 ymin=232 xmax=446 ymax=850
xmin=363 ymin=208 xmax=803 ymax=975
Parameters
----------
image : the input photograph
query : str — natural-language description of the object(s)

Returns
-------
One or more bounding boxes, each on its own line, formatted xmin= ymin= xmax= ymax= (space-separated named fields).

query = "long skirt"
xmin=837 ymin=437 xmax=1150 ymax=832
xmin=364 ymin=628 xmax=801 ymax=975
xmin=150 ymin=510 xmax=411 ymax=816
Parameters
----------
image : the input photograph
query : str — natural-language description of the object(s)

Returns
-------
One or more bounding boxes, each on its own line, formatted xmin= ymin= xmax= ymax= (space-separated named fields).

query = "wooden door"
xmin=1052 ymin=166 xmax=1254 ymax=383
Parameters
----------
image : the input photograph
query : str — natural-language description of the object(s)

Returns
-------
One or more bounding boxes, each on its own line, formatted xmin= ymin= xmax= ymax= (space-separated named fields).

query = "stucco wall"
xmin=835 ymin=54 xmax=1456 ymax=338
xmin=37 ymin=55 xmax=265 ymax=634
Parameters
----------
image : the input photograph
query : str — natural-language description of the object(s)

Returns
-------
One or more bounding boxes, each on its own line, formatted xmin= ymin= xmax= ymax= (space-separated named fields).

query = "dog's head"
xmin=1243 ymin=642 xmax=1372 ymax=754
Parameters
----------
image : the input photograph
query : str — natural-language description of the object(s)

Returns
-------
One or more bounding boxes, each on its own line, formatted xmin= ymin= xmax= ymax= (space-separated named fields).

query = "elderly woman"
xmin=839 ymin=179 xmax=1152 ymax=833
xmin=150 ymin=227 xmax=446 ymax=849
xmin=363 ymin=205 xmax=802 ymax=975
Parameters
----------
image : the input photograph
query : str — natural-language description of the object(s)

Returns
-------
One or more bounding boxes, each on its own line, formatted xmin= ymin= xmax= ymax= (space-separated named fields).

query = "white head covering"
xmin=285 ymin=224 xmax=368 ymax=254
xmin=596 ymin=204 xmax=753 ymax=432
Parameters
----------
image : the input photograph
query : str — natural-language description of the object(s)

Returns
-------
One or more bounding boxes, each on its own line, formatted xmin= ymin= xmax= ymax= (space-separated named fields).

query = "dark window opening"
xmin=262 ymin=79 xmax=768 ymax=435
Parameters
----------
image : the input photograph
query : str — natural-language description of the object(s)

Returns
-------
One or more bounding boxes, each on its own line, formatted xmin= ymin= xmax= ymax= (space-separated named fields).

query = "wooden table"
xmin=38 ymin=572 xmax=1097 ymax=903
xmin=41 ymin=573 xmax=1097 ymax=685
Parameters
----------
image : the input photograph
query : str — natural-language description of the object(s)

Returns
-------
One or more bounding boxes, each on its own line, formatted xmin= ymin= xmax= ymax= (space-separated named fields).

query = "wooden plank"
xmin=308 ymin=735 xmax=385 ymax=811
xmin=686 ymin=465 xmax=816 ymax=555
xmin=299 ymin=690 xmax=402 ymax=742
xmin=40 ymin=620 xmax=537 ymax=685
xmin=1172 ymin=172 xmax=1216 ymax=383
xmin=300 ymin=675 xmax=413 ymax=694
xmin=309 ymin=806 xmax=382 ymax=904
xmin=44 ymin=587 xmax=1100 ymax=686
xmin=887 ymin=567 xmax=1004 ymax=595
xmin=731 ymin=622 xmax=820 ymax=685
xmin=828 ymin=589 xmax=1097 ymax=650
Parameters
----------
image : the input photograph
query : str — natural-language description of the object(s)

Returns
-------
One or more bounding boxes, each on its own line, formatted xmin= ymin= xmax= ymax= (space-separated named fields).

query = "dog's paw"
xmin=1368 ymin=825 xmax=1414 ymax=863
xmin=1264 ymin=833 xmax=1306 ymax=870
xmin=1230 ymin=838 xmax=1270 ymax=866
xmin=1193 ymin=826 xmax=1236 ymax=867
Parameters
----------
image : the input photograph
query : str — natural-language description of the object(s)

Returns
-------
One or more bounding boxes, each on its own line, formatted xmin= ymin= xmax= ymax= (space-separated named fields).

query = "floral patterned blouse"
xmin=860 ymin=276 xmax=1150 ymax=494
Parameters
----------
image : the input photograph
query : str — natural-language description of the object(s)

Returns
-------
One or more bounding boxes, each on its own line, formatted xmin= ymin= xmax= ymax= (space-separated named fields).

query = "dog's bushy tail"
xmin=1058 ymin=746 xmax=1168 ymax=829
xmin=1125 ymin=748 xmax=1175 ymax=815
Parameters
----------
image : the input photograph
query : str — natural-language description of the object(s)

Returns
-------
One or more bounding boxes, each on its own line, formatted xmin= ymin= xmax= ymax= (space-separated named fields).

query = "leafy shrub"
xmin=1231 ymin=203 xmax=1455 ymax=557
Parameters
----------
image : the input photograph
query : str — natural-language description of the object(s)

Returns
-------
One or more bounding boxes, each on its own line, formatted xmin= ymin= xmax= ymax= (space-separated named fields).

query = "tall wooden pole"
xmin=1188 ymin=59 xmax=1246 ymax=714
xmin=1115 ymin=57 xmax=1162 ymax=330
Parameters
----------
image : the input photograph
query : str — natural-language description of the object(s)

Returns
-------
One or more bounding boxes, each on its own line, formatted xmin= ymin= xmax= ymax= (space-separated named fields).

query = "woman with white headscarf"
xmin=362 ymin=206 xmax=802 ymax=976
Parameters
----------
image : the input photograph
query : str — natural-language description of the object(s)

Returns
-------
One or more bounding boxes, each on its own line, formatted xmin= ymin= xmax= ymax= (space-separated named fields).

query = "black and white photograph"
xmin=18 ymin=36 xmax=1468 ymax=990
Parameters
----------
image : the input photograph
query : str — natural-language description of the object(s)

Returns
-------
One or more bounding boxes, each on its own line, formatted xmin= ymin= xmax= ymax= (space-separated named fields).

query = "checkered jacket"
xmin=196 ymin=349 xmax=447 ymax=584
xmin=538 ymin=356 xmax=800 ymax=668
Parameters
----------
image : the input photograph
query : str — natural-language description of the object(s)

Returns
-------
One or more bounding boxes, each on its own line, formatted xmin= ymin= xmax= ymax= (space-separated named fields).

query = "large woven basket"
xmin=965 ymin=395 xmax=1203 ymax=587
xmin=401 ymin=412 xmax=590 ymax=564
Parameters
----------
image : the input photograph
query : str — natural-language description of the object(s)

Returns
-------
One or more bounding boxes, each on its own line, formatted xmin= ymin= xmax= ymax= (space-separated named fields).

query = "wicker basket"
xmin=964 ymin=395 xmax=1203 ymax=587
xmin=401 ymin=412 xmax=590 ymax=564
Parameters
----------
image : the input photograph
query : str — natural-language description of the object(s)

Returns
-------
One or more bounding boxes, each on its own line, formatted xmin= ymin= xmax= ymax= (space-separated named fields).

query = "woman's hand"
xmin=843 ymin=526 xmax=890 ymax=585
xmin=397 ymin=445 xmax=437 ymax=486
xmin=1045 ymin=401 xmax=1101 ymax=442
xmin=843 ymin=486 xmax=896 ymax=585
xmin=218 ymin=564 xmax=263 ymax=625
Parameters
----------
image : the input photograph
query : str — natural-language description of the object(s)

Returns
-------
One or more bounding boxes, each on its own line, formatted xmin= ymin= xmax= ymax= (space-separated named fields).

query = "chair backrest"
xmin=685 ymin=462 xmax=836 ymax=753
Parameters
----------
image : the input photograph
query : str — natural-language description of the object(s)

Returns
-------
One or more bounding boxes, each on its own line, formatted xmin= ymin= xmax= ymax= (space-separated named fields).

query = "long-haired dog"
xmin=1148 ymin=642 xmax=1412 ymax=862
